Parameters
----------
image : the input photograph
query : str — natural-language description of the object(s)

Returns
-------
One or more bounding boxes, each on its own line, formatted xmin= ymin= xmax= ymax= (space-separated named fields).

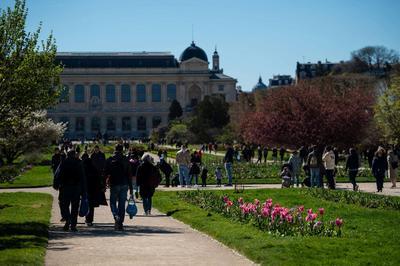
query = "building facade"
xmin=295 ymin=60 xmax=337 ymax=83
xmin=48 ymin=42 xmax=237 ymax=139
xmin=268 ymin=75 xmax=294 ymax=87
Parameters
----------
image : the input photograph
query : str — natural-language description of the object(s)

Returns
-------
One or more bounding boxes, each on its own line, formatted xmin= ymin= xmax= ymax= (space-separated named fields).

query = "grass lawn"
xmin=0 ymin=192 xmax=52 ymax=265
xmin=153 ymin=189 xmax=400 ymax=265
xmin=0 ymin=166 xmax=53 ymax=189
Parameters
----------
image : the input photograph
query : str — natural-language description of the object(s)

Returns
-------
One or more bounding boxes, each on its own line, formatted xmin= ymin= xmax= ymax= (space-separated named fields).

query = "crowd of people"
xmin=52 ymin=143 xmax=161 ymax=232
xmin=281 ymin=145 xmax=398 ymax=192
xmin=50 ymin=139 xmax=399 ymax=232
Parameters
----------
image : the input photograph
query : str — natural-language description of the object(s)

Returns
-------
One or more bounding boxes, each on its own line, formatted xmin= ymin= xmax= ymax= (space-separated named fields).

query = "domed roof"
xmin=253 ymin=76 xmax=268 ymax=91
xmin=180 ymin=41 xmax=208 ymax=62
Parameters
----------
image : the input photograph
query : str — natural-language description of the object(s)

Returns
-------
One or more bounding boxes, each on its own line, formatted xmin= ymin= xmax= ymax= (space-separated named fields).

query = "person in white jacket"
xmin=322 ymin=146 xmax=336 ymax=189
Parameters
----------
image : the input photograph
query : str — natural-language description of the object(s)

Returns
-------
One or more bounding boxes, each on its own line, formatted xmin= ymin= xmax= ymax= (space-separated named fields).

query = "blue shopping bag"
xmin=126 ymin=195 xmax=137 ymax=219
xmin=79 ymin=196 xmax=89 ymax=217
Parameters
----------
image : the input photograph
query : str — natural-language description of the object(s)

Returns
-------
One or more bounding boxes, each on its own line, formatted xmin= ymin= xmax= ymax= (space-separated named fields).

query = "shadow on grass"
xmin=0 ymin=222 xmax=48 ymax=251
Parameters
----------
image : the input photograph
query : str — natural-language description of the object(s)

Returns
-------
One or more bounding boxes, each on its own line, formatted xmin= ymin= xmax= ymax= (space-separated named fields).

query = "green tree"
xmin=168 ymin=99 xmax=183 ymax=120
xmin=166 ymin=123 xmax=192 ymax=144
xmin=375 ymin=75 xmax=400 ymax=143
xmin=0 ymin=0 xmax=63 ymax=164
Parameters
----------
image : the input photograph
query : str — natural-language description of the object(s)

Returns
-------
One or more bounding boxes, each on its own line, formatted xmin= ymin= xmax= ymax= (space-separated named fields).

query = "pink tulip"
xmin=223 ymin=196 xmax=229 ymax=203
xmin=226 ymin=200 xmax=233 ymax=207
xmin=307 ymin=208 xmax=313 ymax=214
xmin=335 ymin=218 xmax=343 ymax=227
xmin=318 ymin=208 xmax=325 ymax=216
xmin=298 ymin=206 xmax=304 ymax=212
xmin=238 ymin=197 xmax=244 ymax=204
xmin=254 ymin=199 xmax=260 ymax=206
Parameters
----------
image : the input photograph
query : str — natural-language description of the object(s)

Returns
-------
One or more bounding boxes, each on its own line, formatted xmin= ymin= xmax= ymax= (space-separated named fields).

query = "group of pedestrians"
xmin=283 ymin=145 xmax=398 ymax=192
xmin=52 ymin=144 xmax=161 ymax=232
xmin=174 ymin=143 xmax=234 ymax=187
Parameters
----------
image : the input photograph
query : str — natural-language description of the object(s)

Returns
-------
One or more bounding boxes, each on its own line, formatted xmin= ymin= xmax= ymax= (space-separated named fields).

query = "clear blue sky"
xmin=2 ymin=0 xmax=400 ymax=91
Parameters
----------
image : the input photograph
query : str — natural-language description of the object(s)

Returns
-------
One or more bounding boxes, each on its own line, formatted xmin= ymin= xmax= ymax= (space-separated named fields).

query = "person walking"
xmin=345 ymin=148 xmax=360 ymax=191
xmin=136 ymin=154 xmax=161 ymax=215
xmin=372 ymin=147 xmax=388 ymax=192
xmin=104 ymin=144 xmax=133 ymax=230
xmin=272 ymin=147 xmax=278 ymax=164
xmin=224 ymin=143 xmax=235 ymax=186
xmin=256 ymin=146 xmax=262 ymax=164
xmin=51 ymin=147 xmax=63 ymax=174
xmin=215 ymin=166 xmax=223 ymax=187
xmin=176 ymin=145 xmax=191 ymax=187
xmin=288 ymin=150 xmax=302 ymax=187
xmin=82 ymin=155 xmax=106 ymax=226
xmin=279 ymin=147 xmax=286 ymax=163
xmin=322 ymin=146 xmax=336 ymax=189
xmin=263 ymin=146 xmax=269 ymax=163
xmin=189 ymin=151 xmax=201 ymax=186
xmin=307 ymin=146 xmax=320 ymax=188
xmin=54 ymin=149 xmax=86 ymax=232
xmin=387 ymin=149 xmax=398 ymax=188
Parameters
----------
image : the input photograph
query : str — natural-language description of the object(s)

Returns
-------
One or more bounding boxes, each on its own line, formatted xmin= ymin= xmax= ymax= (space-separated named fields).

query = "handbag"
xmin=126 ymin=195 xmax=137 ymax=219
xmin=79 ymin=196 xmax=90 ymax=217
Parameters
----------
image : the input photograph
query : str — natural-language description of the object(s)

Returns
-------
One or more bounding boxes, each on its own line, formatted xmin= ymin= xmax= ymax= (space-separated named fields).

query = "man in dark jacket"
xmin=51 ymin=147 xmax=62 ymax=174
xmin=105 ymin=144 xmax=133 ymax=230
xmin=307 ymin=146 xmax=321 ymax=188
xmin=54 ymin=149 xmax=86 ymax=232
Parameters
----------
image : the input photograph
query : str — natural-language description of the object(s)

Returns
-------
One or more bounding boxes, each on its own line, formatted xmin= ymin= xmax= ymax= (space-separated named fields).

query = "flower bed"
xmin=178 ymin=190 xmax=343 ymax=237
xmin=302 ymin=188 xmax=400 ymax=210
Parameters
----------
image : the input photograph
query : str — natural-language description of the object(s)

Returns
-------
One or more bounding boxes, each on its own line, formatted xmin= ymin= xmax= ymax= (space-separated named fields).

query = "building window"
xmin=106 ymin=84 xmax=116 ymax=102
xmin=75 ymin=117 xmax=85 ymax=132
xmin=60 ymin=117 xmax=69 ymax=132
xmin=106 ymin=117 xmax=116 ymax=131
xmin=167 ymin=84 xmax=176 ymax=102
xmin=121 ymin=84 xmax=131 ymax=102
xmin=74 ymin=85 xmax=85 ymax=103
xmin=136 ymin=84 xmax=146 ymax=102
xmin=60 ymin=85 xmax=69 ymax=103
xmin=91 ymin=117 xmax=100 ymax=131
xmin=137 ymin=116 xmax=146 ymax=131
xmin=152 ymin=116 xmax=162 ymax=128
xmin=122 ymin=117 xmax=131 ymax=131
xmin=90 ymin=84 xmax=100 ymax=99
xmin=152 ymin=84 xmax=161 ymax=102
xmin=218 ymin=85 xmax=224 ymax=92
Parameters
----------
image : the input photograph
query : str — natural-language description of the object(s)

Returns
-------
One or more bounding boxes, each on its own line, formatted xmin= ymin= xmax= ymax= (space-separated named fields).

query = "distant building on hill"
xmin=268 ymin=75 xmax=294 ymax=88
xmin=295 ymin=60 xmax=338 ymax=82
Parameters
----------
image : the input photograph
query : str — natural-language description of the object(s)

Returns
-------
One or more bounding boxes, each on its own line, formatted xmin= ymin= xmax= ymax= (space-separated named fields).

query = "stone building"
xmin=48 ymin=42 xmax=237 ymax=139
xmin=295 ymin=60 xmax=337 ymax=83
xmin=268 ymin=75 xmax=294 ymax=87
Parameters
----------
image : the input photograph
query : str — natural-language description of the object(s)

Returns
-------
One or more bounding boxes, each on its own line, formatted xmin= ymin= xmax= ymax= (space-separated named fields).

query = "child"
xmin=281 ymin=166 xmax=292 ymax=188
xmin=200 ymin=166 xmax=208 ymax=187
xmin=171 ymin=173 xmax=180 ymax=187
xmin=215 ymin=166 xmax=223 ymax=187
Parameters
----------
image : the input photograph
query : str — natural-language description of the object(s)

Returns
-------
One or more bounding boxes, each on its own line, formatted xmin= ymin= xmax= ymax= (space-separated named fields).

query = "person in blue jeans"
xmin=224 ymin=143 xmax=235 ymax=186
xmin=307 ymin=146 xmax=321 ymax=188
xmin=176 ymin=145 xmax=191 ymax=187
xmin=105 ymin=144 xmax=133 ymax=231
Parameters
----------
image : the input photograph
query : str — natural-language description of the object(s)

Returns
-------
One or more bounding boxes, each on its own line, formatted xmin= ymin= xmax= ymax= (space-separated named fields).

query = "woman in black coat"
xmin=136 ymin=154 xmax=161 ymax=215
xmin=82 ymin=157 xmax=107 ymax=226
xmin=372 ymin=147 xmax=388 ymax=192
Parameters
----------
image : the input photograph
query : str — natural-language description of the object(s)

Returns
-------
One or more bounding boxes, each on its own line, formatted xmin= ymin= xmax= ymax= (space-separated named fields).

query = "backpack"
xmin=310 ymin=155 xmax=318 ymax=167
xmin=149 ymin=166 xmax=162 ymax=188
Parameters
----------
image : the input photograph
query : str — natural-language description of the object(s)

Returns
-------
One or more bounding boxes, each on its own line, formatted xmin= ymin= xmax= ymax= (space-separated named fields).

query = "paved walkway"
xmin=1 ymin=187 xmax=254 ymax=266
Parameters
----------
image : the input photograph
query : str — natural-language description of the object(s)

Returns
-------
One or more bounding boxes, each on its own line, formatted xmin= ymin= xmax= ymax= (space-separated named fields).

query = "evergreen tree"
xmin=168 ymin=99 xmax=183 ymax=120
